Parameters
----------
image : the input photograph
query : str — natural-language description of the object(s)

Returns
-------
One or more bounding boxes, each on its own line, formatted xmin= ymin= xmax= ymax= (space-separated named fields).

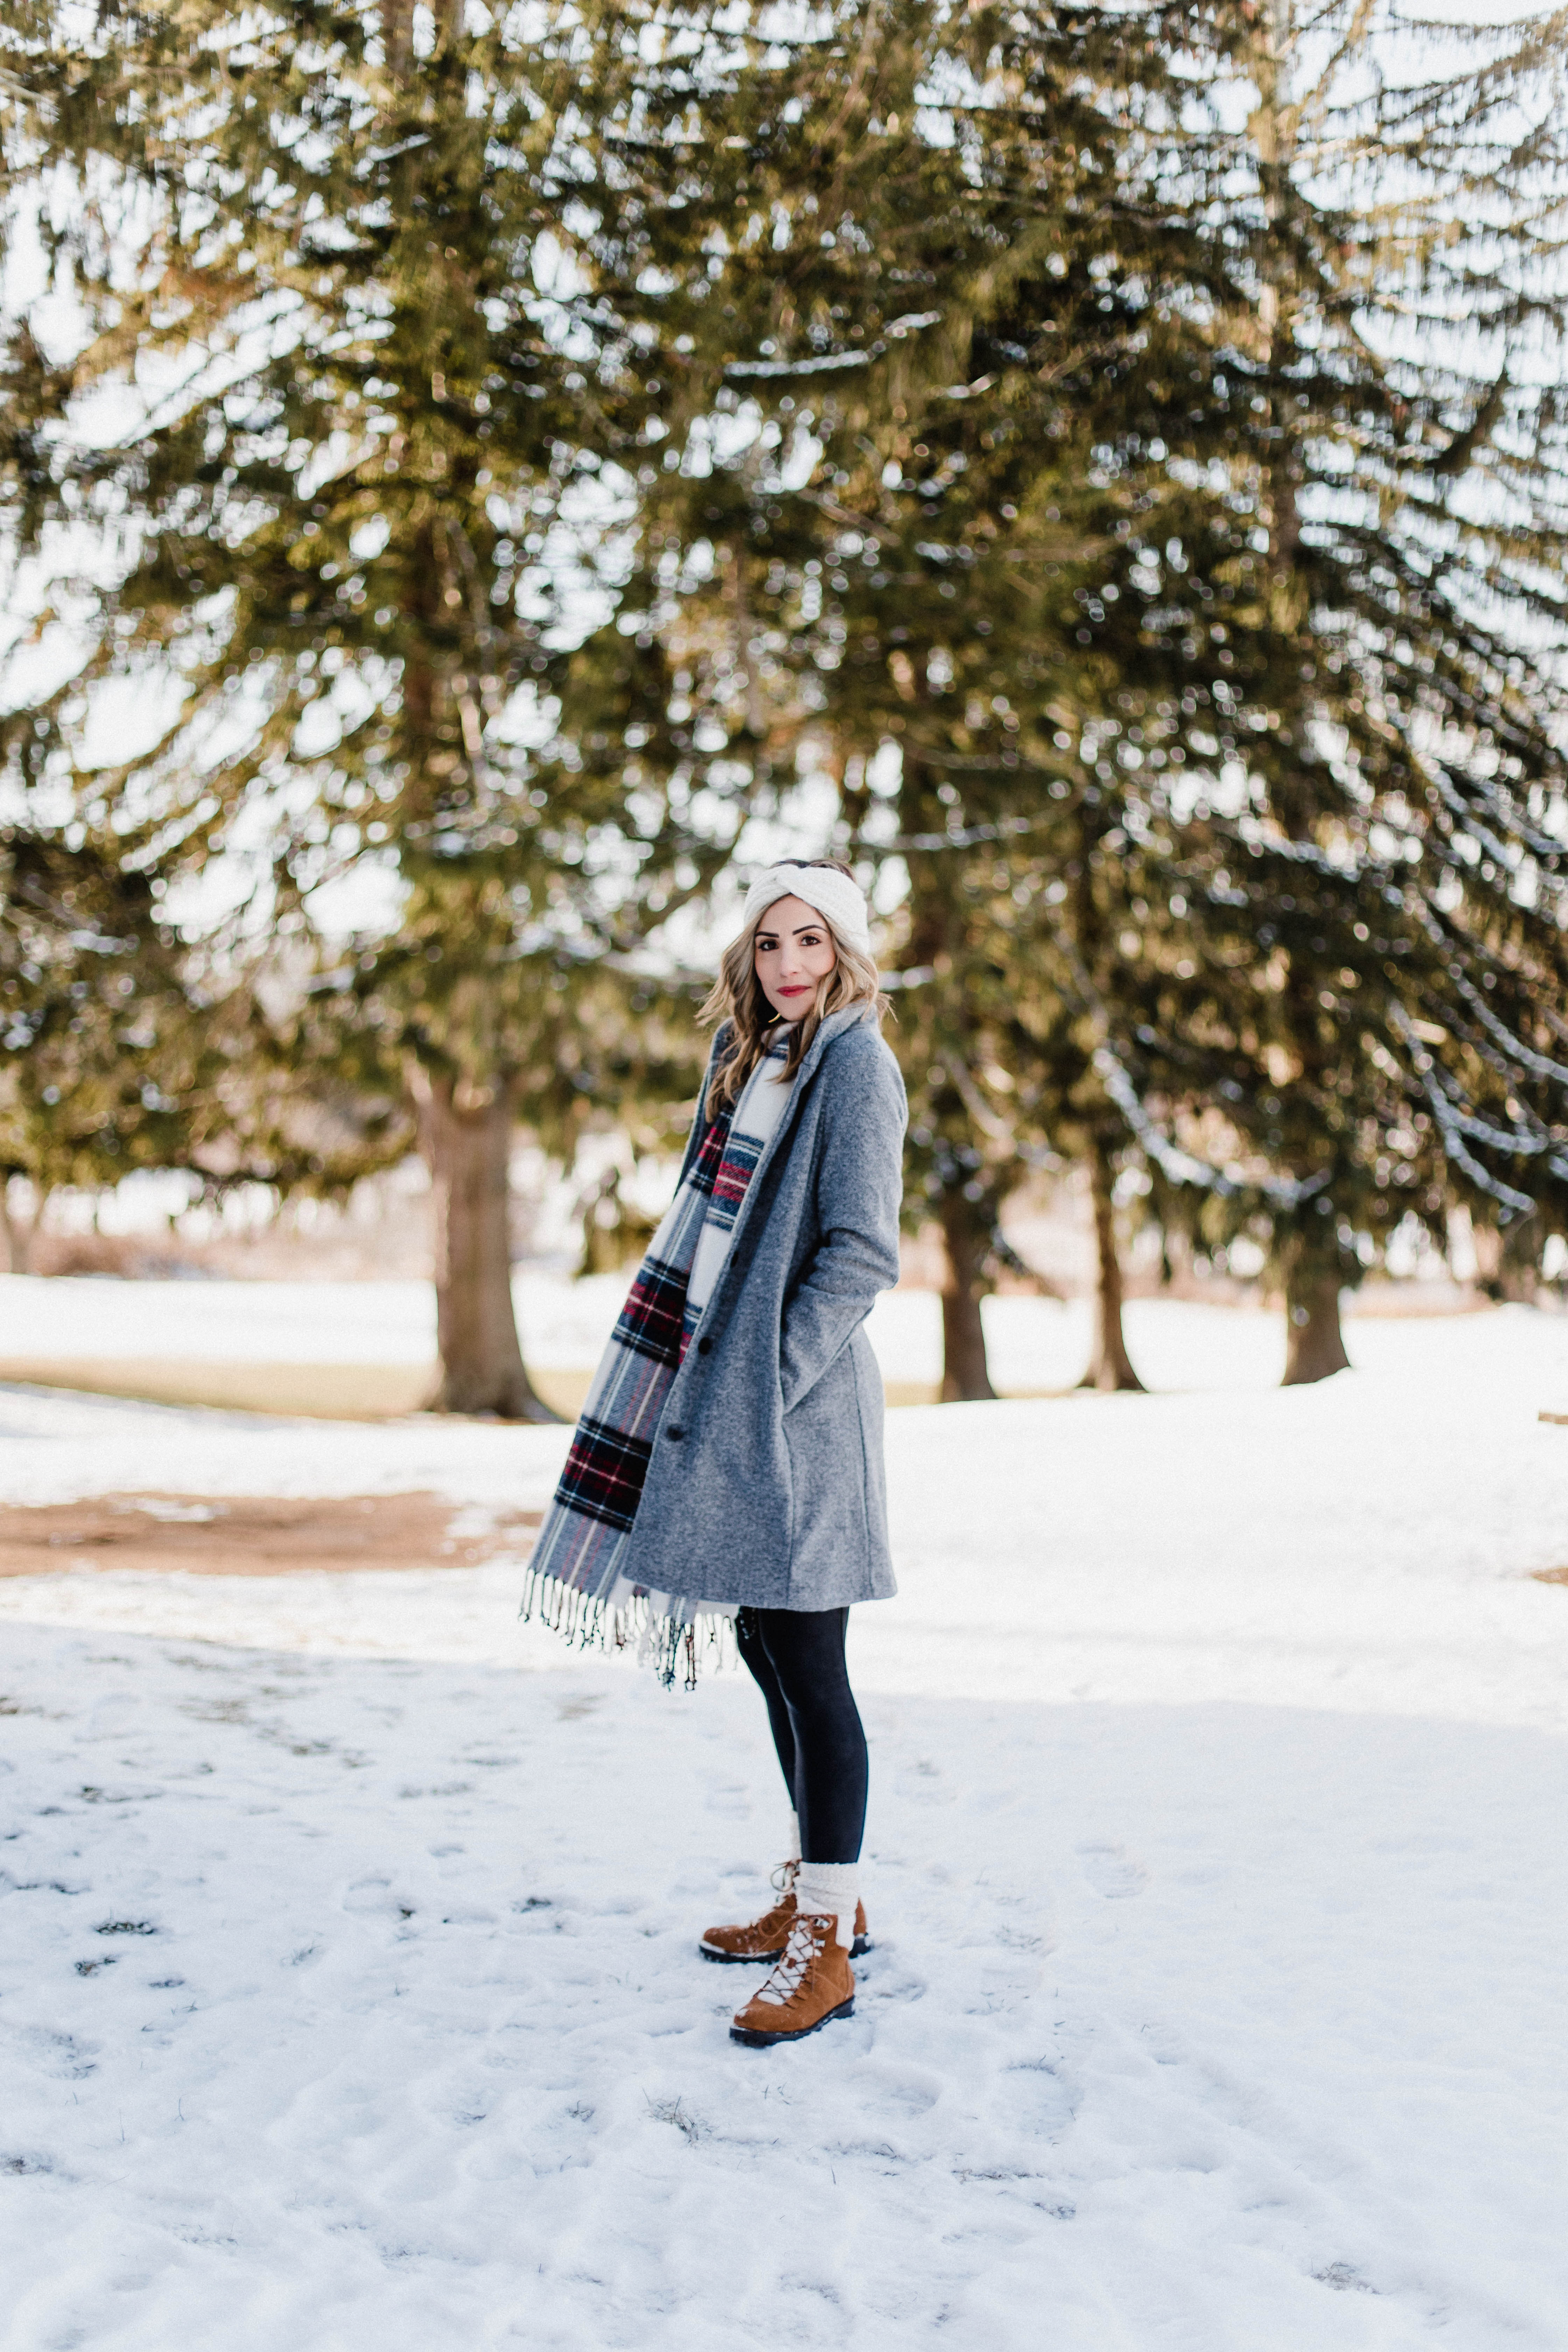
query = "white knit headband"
xmin=740 ymin=864 xmax=872 ymax=957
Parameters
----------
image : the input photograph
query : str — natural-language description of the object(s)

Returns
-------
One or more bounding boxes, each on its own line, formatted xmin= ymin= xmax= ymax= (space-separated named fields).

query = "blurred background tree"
xmin=4 ymin=0 xmax=1567 ymax=1402
xmin=0 ymin=820 xmax=422 ymax=1271
xmin=563 ymin=0 xmax=1568 ymax=1391
xmin=555 ymin=0 xmax=1195 ymax=1394
xmin=0 ymin=826 xmax=206 ymax=1269
xmin=1086 ymin=0 xmax=1568 ymax=1377
xmin=0 ymin=0 xmax=752 ymax=1412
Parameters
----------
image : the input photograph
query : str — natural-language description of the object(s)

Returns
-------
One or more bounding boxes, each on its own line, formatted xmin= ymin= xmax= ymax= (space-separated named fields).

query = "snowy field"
xmin=0 ymin=1261 xmax=1507 ymax=1392
xmin=4 ymin=1296 xmax=1568 ymax=2348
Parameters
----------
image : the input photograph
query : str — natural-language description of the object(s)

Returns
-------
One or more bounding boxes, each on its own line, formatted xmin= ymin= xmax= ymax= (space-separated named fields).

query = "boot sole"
xmin=729 ymin=1995 xmax=855 ymax=2048
xmin=701 ymin=1936 xmax=871 ymax=1964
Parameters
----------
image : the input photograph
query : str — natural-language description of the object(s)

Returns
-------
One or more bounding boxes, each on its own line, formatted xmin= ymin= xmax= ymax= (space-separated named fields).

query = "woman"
xmin=523 ymin=858 xmax=906 ymax=2047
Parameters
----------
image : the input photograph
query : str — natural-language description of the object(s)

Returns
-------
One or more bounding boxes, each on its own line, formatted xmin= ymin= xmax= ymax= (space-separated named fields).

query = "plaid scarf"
xmin=522 ymin=1034 xmax=796 ymax=1684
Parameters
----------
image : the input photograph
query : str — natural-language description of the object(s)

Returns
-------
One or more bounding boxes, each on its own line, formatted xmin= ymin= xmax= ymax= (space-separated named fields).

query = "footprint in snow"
xmin=1078 ymin=1842 xmax=1149 ymax=1900
xmin=997 ymin=2053 xmax=1078 ymax=2140
xmin=965 ymin=1938 xmax=1047 ymax=2015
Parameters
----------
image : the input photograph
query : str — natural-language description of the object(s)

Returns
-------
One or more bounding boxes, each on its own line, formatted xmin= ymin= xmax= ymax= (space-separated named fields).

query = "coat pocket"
xmin=781 ymin=1346 xmax=868 ymax=1599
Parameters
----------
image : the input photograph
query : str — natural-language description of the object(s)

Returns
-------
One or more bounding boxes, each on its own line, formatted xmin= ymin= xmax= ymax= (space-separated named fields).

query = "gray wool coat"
xmin=621 ymin=1005 xmax=906 ymax=1612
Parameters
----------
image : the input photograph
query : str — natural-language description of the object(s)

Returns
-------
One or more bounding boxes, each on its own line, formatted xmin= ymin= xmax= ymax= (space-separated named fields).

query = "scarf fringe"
xmin=519 ymin=1568 xmax=738 ymax=1692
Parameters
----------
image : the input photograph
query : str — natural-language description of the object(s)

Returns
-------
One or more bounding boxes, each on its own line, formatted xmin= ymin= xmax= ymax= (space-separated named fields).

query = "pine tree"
xmin=0 ymin=817 xmax=433 ymax=1269
xmin=618 ymin=0 xmax=1568 ymax=1390
xmin=1068 ymin=0 xmax=1568 ymax=1376
xmin=0 ymin=0 xmax=730 ymax=1411
xmin=550 ymin=0 xmax=1195 ymax=1393
xmin=9 ymin=0 xmax=1565 ymax=1405
xmin=0 ymin=826 xmax=213 ymax=1266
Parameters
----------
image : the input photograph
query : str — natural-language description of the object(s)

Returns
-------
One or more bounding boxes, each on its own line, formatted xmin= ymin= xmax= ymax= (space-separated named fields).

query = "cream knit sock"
xmin=794 ymin=1862 xmax=859 ymax=1948
xmin=785 ymin=1811 xmax=802 ymax=1864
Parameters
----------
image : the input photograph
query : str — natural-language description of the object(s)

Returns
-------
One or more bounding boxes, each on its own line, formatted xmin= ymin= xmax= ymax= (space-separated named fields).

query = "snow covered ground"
xmin=4 ymin=1298 xmax=1568 ymax=2348
xmin=0 ymin=1261 xmax=1517 ymax=1391
xmin=0 ymin=1265 xmax=1115 ymax=1386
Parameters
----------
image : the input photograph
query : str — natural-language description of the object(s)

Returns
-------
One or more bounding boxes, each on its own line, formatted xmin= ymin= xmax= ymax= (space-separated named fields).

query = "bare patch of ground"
xmin=0 ymin=1493 xmax=541 ymax=1578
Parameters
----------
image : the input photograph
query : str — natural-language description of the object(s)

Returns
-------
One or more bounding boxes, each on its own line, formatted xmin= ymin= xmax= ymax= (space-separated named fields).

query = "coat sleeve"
xmin=778 ymin=1033 xmax=906 ymax=1414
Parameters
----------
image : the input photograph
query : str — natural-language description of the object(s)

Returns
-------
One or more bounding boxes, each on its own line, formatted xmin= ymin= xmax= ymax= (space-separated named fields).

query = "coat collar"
xmin=779 ymin=1002 xmax=870 ymax=1088
xmin=691 ymin=1006 xmax=873 ymax=1321
xmin=700 ymin=1003 xmax=868 ymax=1126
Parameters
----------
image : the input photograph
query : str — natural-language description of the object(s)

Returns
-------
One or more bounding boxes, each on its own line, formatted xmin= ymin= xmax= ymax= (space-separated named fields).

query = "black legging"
xmin=735 ymin=1606 xmax=868 ymax=1865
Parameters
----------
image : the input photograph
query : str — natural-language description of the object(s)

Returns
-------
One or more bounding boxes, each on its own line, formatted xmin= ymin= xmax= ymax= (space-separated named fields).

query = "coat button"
xmin=696 ymin=1337 xmax=712 ymax=1356
xmin=666 ymin=1426 xmax=684 ymax=1442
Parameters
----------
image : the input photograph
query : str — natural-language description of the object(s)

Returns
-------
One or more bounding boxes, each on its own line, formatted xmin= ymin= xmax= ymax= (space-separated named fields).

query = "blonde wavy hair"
xmin=699 ymin=859 xmax=890 ymax=1113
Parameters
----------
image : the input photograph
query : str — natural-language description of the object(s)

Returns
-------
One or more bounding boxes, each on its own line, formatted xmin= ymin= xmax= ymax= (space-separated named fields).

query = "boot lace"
xmin=768 ymin=1858 xmax=801 ymax=1899
xmin=754 ymin=1911 xmax=827 ymax=2007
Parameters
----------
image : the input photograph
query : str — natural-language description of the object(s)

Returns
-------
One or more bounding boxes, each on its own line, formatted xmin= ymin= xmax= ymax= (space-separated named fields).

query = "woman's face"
xmin=752 ymin=894 xmax=839 ymax=1021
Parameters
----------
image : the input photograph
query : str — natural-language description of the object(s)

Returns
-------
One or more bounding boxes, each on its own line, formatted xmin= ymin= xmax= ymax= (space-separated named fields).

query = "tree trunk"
xmin=0 ymin=1181 xmax=19 ymax=1275
xmin=0 ymin=1180 xmax=47 ymax=1275
xmin=1472 ymin=1221 xmax=1540 ymax=1304
xmin=1079 ymin=1147 xmax=1145 ymax=1392
xmin=1282 ymin=1267 xmax=1351 ymax=1386
xmin=939 ymin=1194 xmax=996 ymax=1402
xmin=414 ymin=1071 xmax=559 ymax=1420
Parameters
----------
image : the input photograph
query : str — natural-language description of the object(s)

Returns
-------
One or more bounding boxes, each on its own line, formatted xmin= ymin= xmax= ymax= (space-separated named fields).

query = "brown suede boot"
xmin=700 ymin=1862 xmax=869 ymax=1963
xmin=729 ymin=1911 xmax=856 ymax=2047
